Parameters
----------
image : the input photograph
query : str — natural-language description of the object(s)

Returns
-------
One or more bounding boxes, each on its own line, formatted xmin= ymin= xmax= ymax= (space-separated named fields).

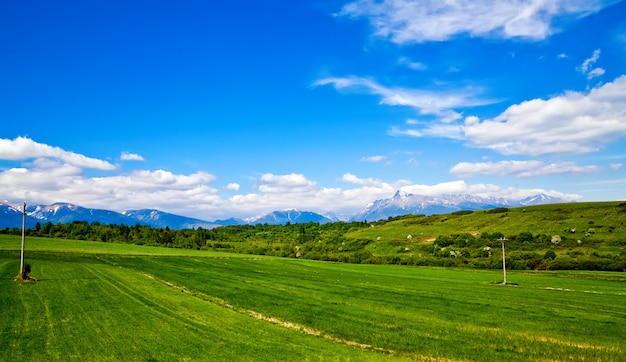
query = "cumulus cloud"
xmin=0 ymin=137 xmax=225 ymax=216
xmin=226 ymin=173 xmax=409 ymax=217
xmin=462 ymin=75 xmax=626 ymax=155
xmin=399 ymin=180 xmax=581 ymax=201
xmin=224 ymin=183 xmax=240 ymax=191
xmin=0 ymin=158 xmax=219 ymax=213
xmin=337 ymin=0 xmax=613 ymax=43
xmin=0 ymin=139 xmax=589 ymax=220
xmin=450 ymin=160 xmax=601 ymax=178
xmin=120 ymin=152 xmax=145 ymax=161
xmin=385 ymin=76 xmax=626 ymax=155
xmin=314 ymin=76 xmax=493 ymax=123
xmin=0 ymin=136 xmax=115 ymax=170
xmin=342 ymin=173 xmax=385 ymax=187
xmin=257 ymin=173 xmax=318 ymax=194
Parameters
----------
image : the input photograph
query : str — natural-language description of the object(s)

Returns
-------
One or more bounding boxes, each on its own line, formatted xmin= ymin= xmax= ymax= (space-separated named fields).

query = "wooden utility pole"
xmin=19 ymin=201 xmax=26 ymax=276
xmin=499 ymin=237 xmax=508 ymax=285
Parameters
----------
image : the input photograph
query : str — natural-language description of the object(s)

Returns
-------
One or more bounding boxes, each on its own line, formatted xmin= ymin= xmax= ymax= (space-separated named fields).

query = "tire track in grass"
xmin=95 ymin=261 xmax=408 ymax=359
xmin=86 ymin=265 xmax=209 ymax=333
xmin=1 ymin=260 xmax=28 ymax=361
xmin=78 ymin=263 xmax=213 ymax=360
xmin=140 ymin=271 xmax=462 ymax=362
xmin=34 ymin=258 xmax=124 ymax=360
xmin=115 ymin=256 xmax=468 ymax=361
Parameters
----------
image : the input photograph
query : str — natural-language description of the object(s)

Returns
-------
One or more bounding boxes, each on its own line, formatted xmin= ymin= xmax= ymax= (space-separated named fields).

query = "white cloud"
xmin=337 ymin=0 xmax=613 ymax=43
xmin=580 ymin=49 xmax=601 ymax=74
xmin=361 ymin=155 xmax=386 ymax=163
xmin=609 ymin=163 xmax=622 ymax=170
xmin=342 ymin=173 xmax=384 ymax=187
xmin=257 ymin=173 xmax=318 ymax=194
xmin=341 ymin=173 xmax=410 ymax=192
xmin=99 ymin=169 xmax=216 ymax=190
xmin=226 ymin=173 xmax=409 ymax=217
xmin=0 ymin=156 xmax=222 ymax=216
xmin=120 ymin=152 xmax=145 ymax=161
xmin=225 ymin=183 xmax=240 ymax=191
xmin=579 ymin=49 xmax=605 ymax=80
xmin=407 ymin=158 xmax=419 ymax=167
xmin=399 ymin=180 xmax=581 ymax=201
xmin=450 ymin=160 xmax=601 ymax=178
xmin=0 ymin=140 xmax=591 ymax=220
xmin=398 ymin=56 xmax=427 ymax=70
xmin=0 ymin=136 xmax=115 ymax=170
xmin=587 ymin=67 xmax=606 ymax=80
xmin=389 ymin=123 xmax=464 ymax=140
xmin=314 ymin=76 xmax=492 ymax=123
xmin=462 ymin=75 xmax=626 ymax=155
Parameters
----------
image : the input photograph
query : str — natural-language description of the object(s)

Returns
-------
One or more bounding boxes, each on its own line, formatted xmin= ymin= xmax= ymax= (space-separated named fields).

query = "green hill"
xmin=340 ymin=201 xmax=626 ymax=270
xmin=348 ymin=201 xmax=626 ymax=243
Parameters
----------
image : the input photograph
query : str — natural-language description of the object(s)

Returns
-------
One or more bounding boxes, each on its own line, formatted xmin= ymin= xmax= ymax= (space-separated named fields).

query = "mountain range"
xmin=351 ymin=191 xmax=565 ymax=222
xmin=0 ymin=191 xmax=565 ymax=229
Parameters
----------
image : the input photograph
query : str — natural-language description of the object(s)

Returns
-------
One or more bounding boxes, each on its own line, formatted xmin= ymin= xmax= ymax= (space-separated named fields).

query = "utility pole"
xmin=499 ymin=237 xmax=508 ymax=285
xmin=19 ymin=201 xmax=26 ymax=276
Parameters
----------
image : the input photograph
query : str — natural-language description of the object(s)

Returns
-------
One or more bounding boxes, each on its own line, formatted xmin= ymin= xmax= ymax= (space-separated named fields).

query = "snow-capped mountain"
xmin=351 ymin=191 xmax=565 ymax=222
xmin=122 ymin=209 xmax=221 ymax=229
xmin=0 ymin=201 xmax=33 ymax=228
xmin=322 ymin=211 xmax=350 ymax=222
xmin=28 ymin=203 xmax=135 ymax=225
xmin=0 ymin=192 xmax=567 ymax=230
xmin=0 ymin=201 xmax=218 ymax=229
xmin=0 ymin=202 xmax=137 ymax=228
xmin=245 ymin=209 xmax=334 ymax=225
xmin=519 ymin=193 xmax=564 ymax=206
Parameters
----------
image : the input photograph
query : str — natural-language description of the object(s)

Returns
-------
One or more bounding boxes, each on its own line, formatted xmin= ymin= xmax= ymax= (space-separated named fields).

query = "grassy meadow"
xmin=348 ymin=201 xmax=626 ymax=244
xmin=2 ymin=235 xmax=626 ymax=361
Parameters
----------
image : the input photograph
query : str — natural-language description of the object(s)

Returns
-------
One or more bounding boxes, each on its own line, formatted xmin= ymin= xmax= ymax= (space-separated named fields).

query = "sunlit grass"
xmin=2 ymin=235 xmax=625 ymax=361
xmin=0 ymin=251 xmax=397 ymax=361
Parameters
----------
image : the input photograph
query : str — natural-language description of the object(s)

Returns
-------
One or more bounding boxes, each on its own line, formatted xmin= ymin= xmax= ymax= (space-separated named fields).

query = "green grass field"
xmin=2 ymin=235 xmax=625 ymax=361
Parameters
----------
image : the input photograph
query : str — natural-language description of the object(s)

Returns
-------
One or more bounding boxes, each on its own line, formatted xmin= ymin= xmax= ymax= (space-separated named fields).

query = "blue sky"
xmin=1 ymin=0 xmax=626 ymax=220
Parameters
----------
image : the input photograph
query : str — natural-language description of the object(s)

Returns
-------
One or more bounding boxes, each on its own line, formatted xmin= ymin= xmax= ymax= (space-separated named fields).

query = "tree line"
xmin=1 ymin=219 xmax=624 ymax=271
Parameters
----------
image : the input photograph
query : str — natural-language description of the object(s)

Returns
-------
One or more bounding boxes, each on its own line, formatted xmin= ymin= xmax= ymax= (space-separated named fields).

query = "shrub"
xmin=487 ymin=207 xmax=509 ymax=214
xmin=549 ymin=256 xmax=577 ymax=270
xmin=452 ymin=210 xmax=474 ymax=216
xmin=516 ymin=232 xmax=534 ymax=243
xmin=543 ymin=250 xmax=557 ymax=260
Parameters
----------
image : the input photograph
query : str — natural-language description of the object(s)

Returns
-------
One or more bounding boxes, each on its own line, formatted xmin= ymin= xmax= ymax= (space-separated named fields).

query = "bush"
xmin=452 ymin=210 xmax=474 ymax=216
xmin=543 ymin=250 xmax=557 ymax=260
xmin=549 ymin=256 xmax=577 ymax=270
xmin=487 ymin=207 xmax=509 ymax=214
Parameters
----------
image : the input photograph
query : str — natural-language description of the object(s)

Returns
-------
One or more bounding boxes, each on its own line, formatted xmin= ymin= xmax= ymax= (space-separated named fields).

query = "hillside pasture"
xmin=2 ymin=235 xmax=626 ymax=361
xmin=350 ymin=202 xmax=626 ymax=244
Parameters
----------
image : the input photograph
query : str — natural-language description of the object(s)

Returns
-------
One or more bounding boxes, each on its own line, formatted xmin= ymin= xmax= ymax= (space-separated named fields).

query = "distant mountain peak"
xmin=351 ymin=190 xmax=566 ymax=222
xmin=393 ymin=190 xmax=411 ymax=198
xmin=245 ymin=209 xmax=333 ymax=225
